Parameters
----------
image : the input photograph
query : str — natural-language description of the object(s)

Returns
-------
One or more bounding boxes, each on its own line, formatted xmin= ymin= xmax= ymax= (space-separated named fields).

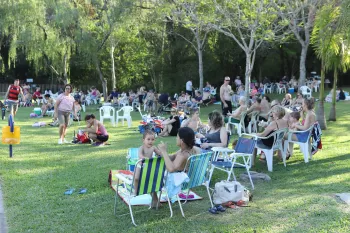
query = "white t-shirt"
xmin=186 ymin=81 xmax=192 ymax=91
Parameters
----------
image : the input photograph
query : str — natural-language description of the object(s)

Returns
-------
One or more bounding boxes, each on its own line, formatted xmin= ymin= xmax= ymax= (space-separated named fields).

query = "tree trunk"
xmin=299 ymin=44 xmax=308 ymax=87
xmin=198 ymin=48 xmax=204 ymax=93
xmin=244 ymin=52 xmax=252 ymax=105
xmin=63 ymin=52 xmax=69 ymax=84
xmin=110 ymin=43 xmax=116 ymax=89
xmin=316 ymin=59 xmax=327 ymax=130
xmin=95 ymin=57 xmax=108 ymax=101
xmin=328 ymin=68 xmax=338 ymax=121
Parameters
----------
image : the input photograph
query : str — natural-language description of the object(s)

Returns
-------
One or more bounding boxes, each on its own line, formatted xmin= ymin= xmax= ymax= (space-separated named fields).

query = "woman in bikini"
xmin=286 ymin=97 xmax=316 ymax=159
xmin=253 ymin=106 xmax=288 ymax=164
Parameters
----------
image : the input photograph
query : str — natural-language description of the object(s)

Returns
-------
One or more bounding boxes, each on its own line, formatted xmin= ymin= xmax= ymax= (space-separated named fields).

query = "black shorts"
xmin=169 ymin=127 xmax=179 ymax=136
xmin=97 ymin=134 xmax=109 ymax=142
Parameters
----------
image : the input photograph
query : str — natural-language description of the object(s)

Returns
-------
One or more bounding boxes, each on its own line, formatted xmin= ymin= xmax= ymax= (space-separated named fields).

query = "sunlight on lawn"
xmin=0 ymin=92 xmax=350 ymax=233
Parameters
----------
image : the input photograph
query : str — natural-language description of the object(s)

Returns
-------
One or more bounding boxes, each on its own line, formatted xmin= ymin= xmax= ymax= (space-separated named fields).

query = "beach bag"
xmin=77 ymin=131 xmax=90 ymax=143
xmin=212 ymin=180 xmax=250 ymax=205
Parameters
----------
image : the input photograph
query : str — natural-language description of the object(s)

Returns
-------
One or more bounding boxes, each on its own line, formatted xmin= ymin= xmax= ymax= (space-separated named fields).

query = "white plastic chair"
xmin=284 ymin=124 xmax=314 ymax=163
xmin=300 ymin=86 xmax=312 ymax=99
xmin=264 ymin=84 xmax=273 ymax=94
xmin=225 ymin=111 xmax=247 ymax=136
xmin=244 ymin=128 xmax=288 ymax=172
xmin=247 ymin=111 xmax=259 ymax=134
xmin=99 ymin=106 xmax=115 ymax=126
xmin=116 ymin=106 xmax=133 ymax=127
xmin=277 ymin=84 xmax=286 ymax=94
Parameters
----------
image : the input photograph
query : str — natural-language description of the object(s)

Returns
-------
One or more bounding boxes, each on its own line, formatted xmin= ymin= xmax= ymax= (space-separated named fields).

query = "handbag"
xmin=212 ymin=180 xmax=250 ymax=205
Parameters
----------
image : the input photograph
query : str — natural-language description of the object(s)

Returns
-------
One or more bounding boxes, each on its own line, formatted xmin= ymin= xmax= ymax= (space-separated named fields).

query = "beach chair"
xmin=126 ymin=148 xmax=139 ymax=171
xmin=208 ymin=137 xmax=256 ymax=189
xmin=177 ymin=152 xmax=214 ymax=217
xmin=114 ymin=157 xmax=172 ymax=226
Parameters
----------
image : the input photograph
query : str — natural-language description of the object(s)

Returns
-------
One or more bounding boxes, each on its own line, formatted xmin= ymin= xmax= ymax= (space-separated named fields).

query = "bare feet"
xmin=150 ymin=192 xmax=160 ymax=209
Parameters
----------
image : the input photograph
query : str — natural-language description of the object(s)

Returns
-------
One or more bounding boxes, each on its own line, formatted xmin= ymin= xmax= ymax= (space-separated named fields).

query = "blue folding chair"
xmin=208 ymin=137 xmax=256 ymax=189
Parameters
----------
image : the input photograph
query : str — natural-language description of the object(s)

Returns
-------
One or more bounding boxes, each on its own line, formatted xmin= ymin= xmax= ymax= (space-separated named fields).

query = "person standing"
xmin=54 ymin=84 xmax=77 ymax=144
xmin=4 ymin=79 xmax=26 ymax=119
xmin=186 ymin=80 xmax=193 ymax=96
xmin=220 ymin=76 xmax=233 ymax=116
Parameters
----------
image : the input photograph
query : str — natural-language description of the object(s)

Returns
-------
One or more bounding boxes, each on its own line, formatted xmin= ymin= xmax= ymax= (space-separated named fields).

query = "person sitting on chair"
xmin=225 ymin=96 xmax=247 ymax=124
xmin=41 ymin=94 xmax=54 ymax=116
xmin=84 ymin=114 xmax=109 ymax=146
xmin=158 ymin=108 xmax=181 ymax=137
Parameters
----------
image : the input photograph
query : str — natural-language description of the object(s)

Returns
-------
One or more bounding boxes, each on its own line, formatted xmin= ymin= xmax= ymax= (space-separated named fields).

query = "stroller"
xmin=157 ymin=97 xmax=173 ymax=115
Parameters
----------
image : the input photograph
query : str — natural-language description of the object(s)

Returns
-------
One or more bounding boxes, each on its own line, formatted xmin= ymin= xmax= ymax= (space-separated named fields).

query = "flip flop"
xmin=78 ymin=188 xmax=87 ymax=194
xmin=64 ymin=188 xmax=75 ymax=195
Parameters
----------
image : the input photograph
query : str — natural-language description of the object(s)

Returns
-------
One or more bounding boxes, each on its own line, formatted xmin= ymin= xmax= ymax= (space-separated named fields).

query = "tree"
xmin=208 ymin=0 xmax=287 ymax=102
xmin=163 ymin=1 xmax=211 ymax=93
xmin=275 ymin=0 xmax=322 ymax=86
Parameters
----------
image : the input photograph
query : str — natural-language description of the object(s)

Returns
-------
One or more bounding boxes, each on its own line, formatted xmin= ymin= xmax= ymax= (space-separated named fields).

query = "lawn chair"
xmin=284 ymin=124 xmax=314 ymax=163
xmin=247 ymin=111 xmax=259 ymax=134
xmin=177 ymin=152 xmax=214 ymax=217
xmin=244 ymin=128 xmax=288 ymax=172
xmin=277 ymin=84 xmax=287 ymax=94
xmin=225 ymin=111 xmax=247 ymax=136
xmin=208 ymin=137 xmax=256 ymax=189
xmin=99 ymin=106 xmax=116 ymax=126
xmin=116 ymin=106 xmax=133 ymax=127
xmin=114 ymin=157 xmax=172 ymax=226
xmin=300 ymin=86 xmax=312 ymax=99
xmin=264 ymin=83 xmax=273 ymax=94
xmin=126 ymin=148 xmax=139 ymax=171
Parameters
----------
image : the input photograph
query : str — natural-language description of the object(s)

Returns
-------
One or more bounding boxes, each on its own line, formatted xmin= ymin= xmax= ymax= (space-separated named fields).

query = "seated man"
xmin=41 ymin=94 xmax=54 ymax=116
xmin=108 ymin=88 xmax=119 ymax=104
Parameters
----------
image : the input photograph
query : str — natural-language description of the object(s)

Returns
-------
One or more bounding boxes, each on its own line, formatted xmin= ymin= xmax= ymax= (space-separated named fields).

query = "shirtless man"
xmin=220 ymin=76 xmax=233 ymax=116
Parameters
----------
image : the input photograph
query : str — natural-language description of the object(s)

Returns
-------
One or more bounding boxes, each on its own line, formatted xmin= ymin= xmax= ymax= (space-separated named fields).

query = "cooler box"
xmin=288 ymin=88 xmax=295 ymax=94
xmin=34 ymin=107 xmax=42 ymax=115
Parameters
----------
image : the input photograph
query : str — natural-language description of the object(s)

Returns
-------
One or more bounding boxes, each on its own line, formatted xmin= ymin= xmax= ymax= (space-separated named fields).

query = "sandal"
xmin=78 ymin=188 xmax=87 ymax=194
xmin=64 ymin=188 xmax=75 ymax=195
xmin=208 ymin=207 xmax=219 ymax=214
xmin=215 ymin=205 xmax=226 ymax=212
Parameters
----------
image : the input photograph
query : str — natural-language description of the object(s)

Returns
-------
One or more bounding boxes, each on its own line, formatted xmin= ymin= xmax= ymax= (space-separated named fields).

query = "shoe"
xmin=208 ymin=207 xmax=219 ymax=214
xmin=58 ymin=139 xmax=63 ymax=144
xmin=64 ymin=188 xmax=75 ymax=195
xmin=215 ymin=205 xmax=226 ymax=212
xmin=63 ymin=139 xmax=69 ymax=144
xmin=78 ymin=188 xmax=87 ymax=194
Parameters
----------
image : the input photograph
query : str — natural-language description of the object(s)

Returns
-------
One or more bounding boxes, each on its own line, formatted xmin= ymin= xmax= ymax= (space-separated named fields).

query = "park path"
xmin=0 ymin=184 xmax=8 ymax=233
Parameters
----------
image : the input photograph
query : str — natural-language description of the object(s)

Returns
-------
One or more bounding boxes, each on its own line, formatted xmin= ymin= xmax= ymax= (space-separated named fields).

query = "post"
xmin=8 ymin=114 xmax=13 ymax=158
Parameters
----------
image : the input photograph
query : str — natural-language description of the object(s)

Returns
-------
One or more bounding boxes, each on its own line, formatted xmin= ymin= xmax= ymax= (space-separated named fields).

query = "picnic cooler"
xmin=34 ymin=107 xmax=42 ymax=115
xmin=2 ymin=126 xmax=20 ymax=144
xmin=288 ymin=88 xmax=295 ymax=94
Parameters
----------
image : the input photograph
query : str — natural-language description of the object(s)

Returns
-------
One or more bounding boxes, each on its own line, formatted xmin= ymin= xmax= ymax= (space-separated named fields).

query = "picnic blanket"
xmin=109 ymin=170 xmax=202 ymax=206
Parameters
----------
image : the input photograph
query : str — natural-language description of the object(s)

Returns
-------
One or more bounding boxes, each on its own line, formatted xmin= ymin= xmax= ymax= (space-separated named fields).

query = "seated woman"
xmin=258 ymin=95 xmax=271 ymax=120
xmin=253 ymin=106 xmax=288 ymax=163
xmin=281 ymin=93 xmax=292 ymax=107
xmin=291 ymin=92 xmax=304 ymax=110
xmin=177 ymin=92 xmax=189 ymax=110
xmin=286 ymin=97 xmax=316 ymax=158
xmin=73 ymin=99 xmax=82 ymax=121
xmin=196 ymin=111 xmax=228 ymax=150
xmin=225 ymin=96 xmax=247 ymax=124
xmin=156 ymin=127 xmax=201 ymax=204
xmin=41 ymin=94 xmax=54 ymax=116
xmin=181 ymin=108 xmax=203 ymax=133
xmin=159 ymin=108 xmax=181 ymax=137
xmin=84 ymin=114 xmax=109 ymax=146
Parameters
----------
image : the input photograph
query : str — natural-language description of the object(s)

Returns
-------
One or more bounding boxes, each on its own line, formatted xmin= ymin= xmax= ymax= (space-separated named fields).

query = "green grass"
xmin=1 ymin=90 xmax=350 ymax=233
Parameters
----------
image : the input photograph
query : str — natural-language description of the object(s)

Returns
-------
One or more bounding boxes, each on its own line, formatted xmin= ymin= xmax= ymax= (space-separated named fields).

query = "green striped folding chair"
xmin=177 ymin=152 xmax=213 ymax=217
xmin=114 ymin=157 xmax=172 ymax=226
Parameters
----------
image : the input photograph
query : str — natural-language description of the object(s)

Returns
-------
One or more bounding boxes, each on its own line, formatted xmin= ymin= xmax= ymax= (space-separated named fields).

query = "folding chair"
xmin=114 ymin=157 xmax=172 ymax=226
xmin=126 ymin=148 xmax=139 ymax=171
xmin=208 ymin=137 xmax=256 ymax=189
xmin=284 ymin=124 xmax=314 ymax=163
xmin=177 ymin=152 xmax=214 ymax=217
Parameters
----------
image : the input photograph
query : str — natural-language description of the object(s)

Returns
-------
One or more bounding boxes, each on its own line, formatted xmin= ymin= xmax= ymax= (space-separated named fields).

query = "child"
xmin=135 ymin=130 xmax=162 ymax=208
xmin=289 ymin=111 xmax=301 ymax=130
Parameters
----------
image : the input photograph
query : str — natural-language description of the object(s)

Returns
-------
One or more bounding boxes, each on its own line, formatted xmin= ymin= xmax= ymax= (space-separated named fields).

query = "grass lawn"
xmin=1 ymin=90 xmax=350 ymax=233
